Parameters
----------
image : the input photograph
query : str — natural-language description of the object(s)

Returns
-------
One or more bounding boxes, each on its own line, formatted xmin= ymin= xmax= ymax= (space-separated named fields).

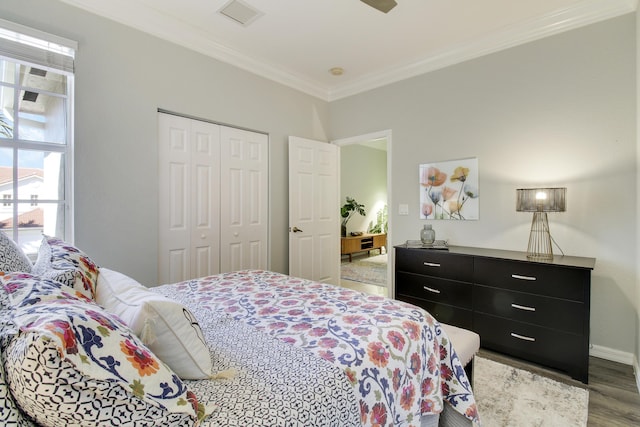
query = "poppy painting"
xmin=419 ymin=158 xmax=479 ymax=220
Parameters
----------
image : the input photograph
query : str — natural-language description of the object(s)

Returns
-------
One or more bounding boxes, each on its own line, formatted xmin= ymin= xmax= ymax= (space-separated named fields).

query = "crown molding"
xmin=59 ymin=0 xmax=329 ymax=99
xmin=61 ymin=0 xmax=637 ymax=102
xmin=328 ymin=0 xmax=638 ymax=100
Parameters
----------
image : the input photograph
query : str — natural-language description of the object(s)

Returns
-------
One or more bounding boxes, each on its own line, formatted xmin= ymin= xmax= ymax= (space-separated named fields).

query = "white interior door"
xmin=220 ymin=126 xmax=269 ymax=272
xmin=158 ymin=113 xmax=220 ymax=284
xmin=288 ymin=136 xmax=340 ymax=284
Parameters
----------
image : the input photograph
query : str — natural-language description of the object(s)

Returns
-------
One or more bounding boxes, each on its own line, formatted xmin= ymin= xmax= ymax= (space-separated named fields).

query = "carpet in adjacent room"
xmin=340 ymin=253 xmax=387 ymax=287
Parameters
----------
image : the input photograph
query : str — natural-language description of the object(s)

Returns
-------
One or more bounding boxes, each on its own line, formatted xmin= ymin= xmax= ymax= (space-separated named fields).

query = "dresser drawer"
xmin=396 ymin=271 xmax=472 ymax=309
xmin=473 ymin=285 xmax=585 ymax=334
xmin=474 ymin=257 xmax=589 ymax=302
xmin=474 ymin=312 xmax=586 ymax=380
xmin=396 ymin=248 xmax=474 ymax=282
xmin=397 ymin=295 xmax=473 ymax=329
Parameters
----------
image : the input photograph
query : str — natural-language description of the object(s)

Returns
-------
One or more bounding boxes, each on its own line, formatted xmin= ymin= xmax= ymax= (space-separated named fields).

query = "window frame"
xmin=0 ymin=20 xmax=75 ymax=249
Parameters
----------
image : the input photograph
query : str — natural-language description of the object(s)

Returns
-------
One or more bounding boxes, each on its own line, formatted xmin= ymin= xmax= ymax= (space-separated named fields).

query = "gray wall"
xmin=330 ymin=15 xmax=637 ymax=356
xmin=636 ymin=7 xmax=640 ymax=373
xmin=1 ymin=0 xmax=330 ymax=284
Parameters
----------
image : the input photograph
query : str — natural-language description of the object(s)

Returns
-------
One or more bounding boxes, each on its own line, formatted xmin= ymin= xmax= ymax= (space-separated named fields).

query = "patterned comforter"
xmin=153 ymin=270 xmax=479 ymax=427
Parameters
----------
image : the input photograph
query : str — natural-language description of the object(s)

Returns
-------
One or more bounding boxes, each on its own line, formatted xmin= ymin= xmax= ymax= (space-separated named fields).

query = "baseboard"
xmin=589 ymin=344 xmax=635 ymax=365
xmin=635 ymin=356 xmax=640 ymax=395
xmin=590 ymin=345 xmax=640 ymax=393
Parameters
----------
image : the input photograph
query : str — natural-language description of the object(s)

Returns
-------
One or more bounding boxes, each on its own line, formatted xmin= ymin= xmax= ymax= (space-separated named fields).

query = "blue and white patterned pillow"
xmin=2 ymin=281 xmax=208 ymax=426
xmin=0 ymin=232 xmax=32 ymax=274
xmin=0 ymin=288 xmax=36 ymax=426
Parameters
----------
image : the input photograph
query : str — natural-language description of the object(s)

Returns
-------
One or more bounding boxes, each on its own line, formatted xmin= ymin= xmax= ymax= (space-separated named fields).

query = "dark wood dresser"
xmin=394 ymin=245 xmax=595 ymax=383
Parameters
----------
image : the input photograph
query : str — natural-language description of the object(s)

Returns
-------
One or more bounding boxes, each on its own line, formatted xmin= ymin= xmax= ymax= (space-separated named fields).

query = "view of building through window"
xmin=0 ymin=55 xmax=72 ymax=254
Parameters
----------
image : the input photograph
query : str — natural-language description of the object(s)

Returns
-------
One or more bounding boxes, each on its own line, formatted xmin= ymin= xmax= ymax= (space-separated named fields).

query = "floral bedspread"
xmin=154 ymin=270 xmax=479 ymax=426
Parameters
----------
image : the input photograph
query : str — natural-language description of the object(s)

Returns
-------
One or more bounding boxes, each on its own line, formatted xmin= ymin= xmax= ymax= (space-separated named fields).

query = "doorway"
xmin=334 ymin=130 xmax=391 ymax=297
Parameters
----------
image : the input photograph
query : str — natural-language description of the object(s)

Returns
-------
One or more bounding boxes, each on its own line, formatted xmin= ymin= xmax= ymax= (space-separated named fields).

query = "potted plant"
xmin=341 ymin=196 xmax=366 ymax=237
xmin=369 ymin=205 xmax=388 ymax=234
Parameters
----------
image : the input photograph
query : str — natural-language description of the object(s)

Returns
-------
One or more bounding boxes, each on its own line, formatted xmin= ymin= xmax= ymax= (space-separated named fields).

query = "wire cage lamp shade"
xmin=516 ymin=188 xmax=566 ymax=260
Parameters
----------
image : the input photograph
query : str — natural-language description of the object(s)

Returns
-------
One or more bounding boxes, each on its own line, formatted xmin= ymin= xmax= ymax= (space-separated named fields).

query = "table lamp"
xmin=516 ymin=187 xmax=566 ymax=260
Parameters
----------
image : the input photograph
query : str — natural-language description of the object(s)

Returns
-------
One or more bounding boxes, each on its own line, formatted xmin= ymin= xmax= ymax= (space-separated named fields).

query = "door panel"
xmin=220 ymin=127 xmax=268 ymax=272
xmin=159 ymin=113 xmax=220 ymax=284
xmin=159 ymin=114 xmax=191 ymax=284
xmin=288 ymin=136 xmax=339 ymax=284
xmin=189 ymin=120 xmax=220 ymax=280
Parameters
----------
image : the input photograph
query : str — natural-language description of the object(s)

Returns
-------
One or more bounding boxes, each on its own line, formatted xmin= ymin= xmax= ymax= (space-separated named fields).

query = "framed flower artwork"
xmin=419 ymin=157 xmax=479 ymax=220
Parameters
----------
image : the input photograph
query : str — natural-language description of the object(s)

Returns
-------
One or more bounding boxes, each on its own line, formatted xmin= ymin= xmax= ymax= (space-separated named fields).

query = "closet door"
xmin=158 ymin=113 xmax=220 ymax=284
xmin=219 ymin=126 xmax=268 ymax=272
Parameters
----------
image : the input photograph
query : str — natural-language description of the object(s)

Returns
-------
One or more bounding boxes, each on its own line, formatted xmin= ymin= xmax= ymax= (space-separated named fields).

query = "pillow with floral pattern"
xmin=32 ymin=235 xmax=99 ymax=299
xmin=1 ymin=272 xmax=92 ymax=309
xmin=4 ymin=296 xmax=208 ymax=426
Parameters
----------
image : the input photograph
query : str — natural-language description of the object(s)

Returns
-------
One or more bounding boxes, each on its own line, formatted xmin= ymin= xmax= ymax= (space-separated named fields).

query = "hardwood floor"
xmin=340 ymin=280 xmax=640 ymax=426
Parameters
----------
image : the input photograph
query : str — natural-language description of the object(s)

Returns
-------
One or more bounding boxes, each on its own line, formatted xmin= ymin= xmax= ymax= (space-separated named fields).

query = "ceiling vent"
xmin=218 ymin=0 xmax=263 ymax=27
xmin=29 ymin=68 xmax=47 ymax=77
xmin=22 ymin=91 xmax=38 ymax=102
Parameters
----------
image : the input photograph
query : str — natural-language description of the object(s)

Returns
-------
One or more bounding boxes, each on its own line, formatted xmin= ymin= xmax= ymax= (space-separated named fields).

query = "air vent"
xmin=22 ymin=91 xmax=38 ymax=102
xmin=218 ymin=0 xmax=263 ymax=26
xmin=29 ymin=68 xmax=47 ymax=77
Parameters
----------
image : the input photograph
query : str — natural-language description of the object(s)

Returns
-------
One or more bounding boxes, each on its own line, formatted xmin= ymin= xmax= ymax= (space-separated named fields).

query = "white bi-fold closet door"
xmin=158 ymin=112 xmax=268 ymax=284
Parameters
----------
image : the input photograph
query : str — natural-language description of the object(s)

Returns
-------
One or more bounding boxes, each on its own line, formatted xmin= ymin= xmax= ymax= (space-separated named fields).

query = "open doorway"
xmin=334 ymin=131 xmax=391 ymax=297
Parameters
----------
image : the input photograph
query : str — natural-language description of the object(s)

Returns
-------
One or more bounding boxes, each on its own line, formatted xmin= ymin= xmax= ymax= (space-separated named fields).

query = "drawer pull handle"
xmin=511 ymin=303 xmax=536 ymax=312
xmin=511 ymin=332 xmax=536 ymax=342
xmin=423 ymin=262 xmax=441 ymax=267
xmin=423 ymin=286 xmax=441 ymax=294
xmin=511 ymin=274 xmax=536 ymax=281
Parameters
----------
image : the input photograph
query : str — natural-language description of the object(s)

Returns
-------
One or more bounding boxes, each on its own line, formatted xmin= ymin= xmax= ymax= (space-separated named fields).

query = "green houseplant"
xmin=369 ymin=205 xmax=388 ymax=234
xmin=341 ymin=196 xmax=366 ymax=237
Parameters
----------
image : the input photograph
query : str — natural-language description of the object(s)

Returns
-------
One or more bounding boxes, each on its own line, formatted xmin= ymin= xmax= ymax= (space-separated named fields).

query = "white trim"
xmin=59 ymin=0 xmax=636 ymax=101
xmin=590 ymin=344 xmax=635 ymax=365
xmin=634 ymin=355 xmax=640 ymax=394
xmin=590 ymin=345 xmax=640 ymax=393
xmin=329 ymin=0 xmax=637 ymax=100
xmin=332 ymin=129 xmax=393 ymax=296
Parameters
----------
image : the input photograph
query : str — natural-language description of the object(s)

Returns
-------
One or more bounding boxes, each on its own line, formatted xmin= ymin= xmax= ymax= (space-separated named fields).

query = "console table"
xmin=341 ymin=233 xmax=386 ymax=262
xmin=394 ymin=244 xmax=595 ymax=383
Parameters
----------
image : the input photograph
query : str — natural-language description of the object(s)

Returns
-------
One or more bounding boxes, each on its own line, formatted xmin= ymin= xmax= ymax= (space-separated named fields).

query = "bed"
xmin=0 ymin=234 xmax=479 ymax=426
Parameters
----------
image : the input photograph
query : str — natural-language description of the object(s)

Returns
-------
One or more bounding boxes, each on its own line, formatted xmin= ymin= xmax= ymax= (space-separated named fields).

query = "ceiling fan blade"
xmin=360 ymin=0 xmax=397 ymax=13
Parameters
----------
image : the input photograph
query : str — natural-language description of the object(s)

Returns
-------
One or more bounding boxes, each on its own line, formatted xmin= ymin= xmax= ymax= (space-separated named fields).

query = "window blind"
xmin=0 ymin=18 xmax=76 ymax=73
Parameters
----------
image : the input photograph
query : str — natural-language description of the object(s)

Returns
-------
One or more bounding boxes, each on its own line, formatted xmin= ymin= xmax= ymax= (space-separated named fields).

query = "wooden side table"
xmin=341 ymin=233 xmax=386 ymax=262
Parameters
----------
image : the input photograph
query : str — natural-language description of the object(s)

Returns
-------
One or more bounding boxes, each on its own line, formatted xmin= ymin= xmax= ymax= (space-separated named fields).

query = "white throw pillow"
xmin=95 ymin=268 xmax=212 ymax=380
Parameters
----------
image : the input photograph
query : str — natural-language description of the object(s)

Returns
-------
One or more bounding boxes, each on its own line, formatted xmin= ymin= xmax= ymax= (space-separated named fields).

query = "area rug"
xmin=473 ymin=356 xmax=589 ymax=426
xmin=340 ymin=254 xmax=387 ymax=286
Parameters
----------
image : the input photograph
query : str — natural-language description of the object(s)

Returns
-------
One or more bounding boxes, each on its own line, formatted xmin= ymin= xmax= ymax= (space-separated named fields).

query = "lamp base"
xmin=526 ymin=212 xmax=553 ymax=260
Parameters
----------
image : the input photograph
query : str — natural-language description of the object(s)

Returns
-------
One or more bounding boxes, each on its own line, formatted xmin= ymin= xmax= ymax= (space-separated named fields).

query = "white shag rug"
xmin=473 ymin=356 xmax=589 ymax=427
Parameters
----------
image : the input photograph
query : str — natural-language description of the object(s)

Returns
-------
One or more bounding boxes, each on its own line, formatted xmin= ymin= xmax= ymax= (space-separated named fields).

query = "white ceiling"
xmin=59 ymin=0 xmax=635 ymax=101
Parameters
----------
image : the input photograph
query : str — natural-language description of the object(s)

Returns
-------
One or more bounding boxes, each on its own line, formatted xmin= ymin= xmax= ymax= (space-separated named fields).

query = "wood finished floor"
xmin=339 ymin=279 xmax=640 ymax=426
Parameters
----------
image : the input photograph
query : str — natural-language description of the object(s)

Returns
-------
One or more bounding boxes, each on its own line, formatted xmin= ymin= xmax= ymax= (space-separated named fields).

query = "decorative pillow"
xmin=96 ymin=268 xmax=213 ymax=380
xmin=1 ymin=272 xmax=93 ymax=309
xmin=0 ymin=289 xmax=36 ymax=426
xmin=0 ymin=349 xmax=35 ymax=426
xmin=4 ymin=298 xmax=206 ymax=426
xmin=32 ymin=235 xmax=99 ymax=299
xmin=0 ymin=232 xmax=32 ymax=274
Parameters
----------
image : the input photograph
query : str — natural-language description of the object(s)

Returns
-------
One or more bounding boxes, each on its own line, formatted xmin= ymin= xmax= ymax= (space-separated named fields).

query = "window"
xmin=0 ymin=19 xmax=75 ymax=255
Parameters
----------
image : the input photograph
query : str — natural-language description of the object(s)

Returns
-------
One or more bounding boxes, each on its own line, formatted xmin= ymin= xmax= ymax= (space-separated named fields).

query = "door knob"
xmin=291 ymin=226 xmax=303 ymax=233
